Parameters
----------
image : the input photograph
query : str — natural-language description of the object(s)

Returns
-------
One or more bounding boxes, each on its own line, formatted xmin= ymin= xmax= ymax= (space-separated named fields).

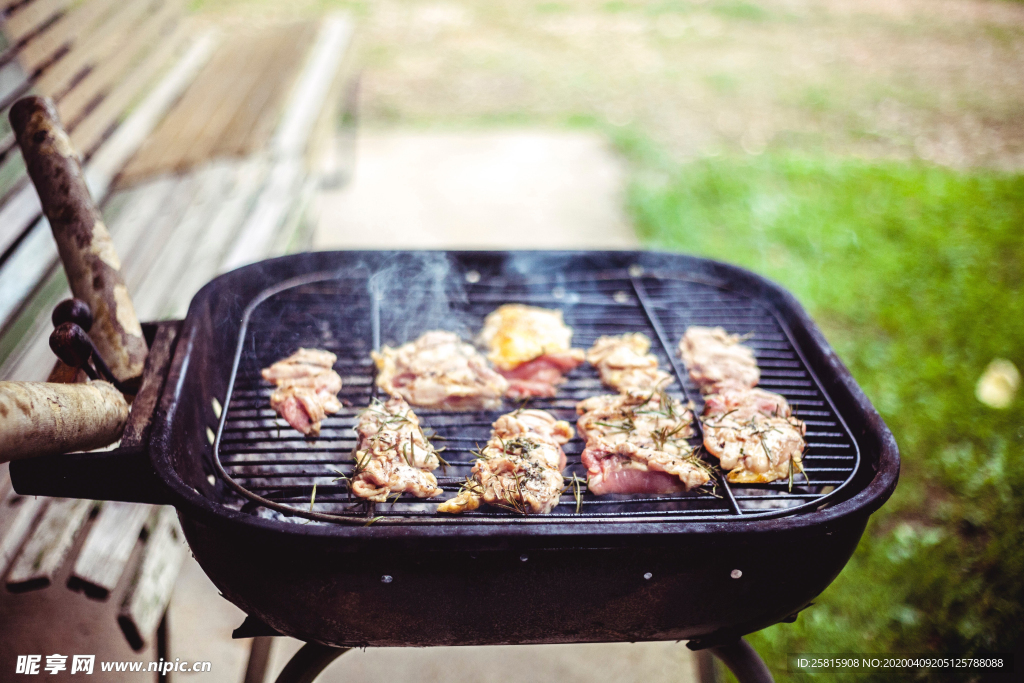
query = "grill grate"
xmin=213 ymin=267 xmax=860 ymax=524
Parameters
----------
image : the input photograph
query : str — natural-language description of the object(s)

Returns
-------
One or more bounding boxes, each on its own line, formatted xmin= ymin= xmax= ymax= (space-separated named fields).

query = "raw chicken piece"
xmin=350 ymin=397 xmax=443 ymax=502
xmin=678 ymin=327 xmax=759 ymax=393
xmin=261 ymin=348 xmax=343 ymax=436
xmin=479 ymin=304 xmax=585 ymax=398
xmin=576 ymin=391 xmax=709 ymax=495
xmin=702 ymin=410 xmax=806 ymax=485
xmin=438 ymin=409 xmax=574 ymax=515
xmin=372 ymin=331 xmax=509 ymax=411
xmin=585 ymin=333 xmax=673 ymax=393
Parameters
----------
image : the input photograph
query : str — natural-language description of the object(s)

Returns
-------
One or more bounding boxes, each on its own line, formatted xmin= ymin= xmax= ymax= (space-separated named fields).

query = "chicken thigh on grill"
xmin=261 ymin=348 xmax=343 ymax=436
xmin=678 ymin=327 xmax=807 ymax=485
xmin=586 ymin=333 xmax=672 ymax=393
xmin=678 ymin=326 xmax=759 ymax=393
xmin=350 ymin=397 xmax=443 ymax=502
xmin=438 ymin=409 xmax=574 ymax=515
xmin=701 ymin=410 xmax=806 ymax=485
xmin=372 ymin=331 xmax=509 ymax=411
xmin=576 ymin=391 xmax=710 ymax=495
xmin=479 ymin=304 xmax=585 ymax=399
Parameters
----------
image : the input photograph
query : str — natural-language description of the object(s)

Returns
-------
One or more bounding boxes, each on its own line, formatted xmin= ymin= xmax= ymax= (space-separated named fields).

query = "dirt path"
xmin=313 ymin=130 xmax=635 ymax=249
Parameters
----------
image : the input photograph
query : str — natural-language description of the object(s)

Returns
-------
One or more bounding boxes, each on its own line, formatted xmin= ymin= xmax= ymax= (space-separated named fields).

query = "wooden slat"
xmin=119 ymin=174 xmax=199 ymax=295
xmin=0 ymin=181 xmax=40 ymax=259
xmin=0 ymin=15 xmax=193 ymax=266
xmin=5 ymin=496 xmax=91 ymax=591
xmin=69 ymin=21 xmax=187 ymax=159
xmin=118 ymin=33 xmax=253 ymax=182
xmin=171 ymin=33 xmax=282 ymax=172
xmin=117 ymin=31 xmax=259 ymax=182
xmin=216 ymin=23 xmax=316 ymax=158
xmin=57 ymin=0 xmax=179 ymax=129
xmin=16 ymin=0 xmax=118 ymax=76
xmin=1 ymin=0 xmax=68 ymax=44
xmin=0 ymin=1 xmax=27 ymax=18
xmin=0 ymin=148 xmax=25 ymax=202
xmin=0 ymin=216 xmax=51 ymax=328
xmin=271 ymin=173 xmax=317 ymax=256
xmin=221 ymin=15 xmax=352 ymax=271
xmin=0 ymin=30 xmax=216 ymax=342
xmin=117 ymin=506 xmax=185 ymax=650
xmin=69 ymin=501 xmax=149 ymax=599
xmin=84 ymin=28 xmax=216 ymax=198
xmin=221 ymin=159 xmax=302 ymax=272
xmin=0 ymin=484 xmax=47 ymax=577
xmin=165 ymin=157 xmax=268 ymax=317
xmin=0 ymin=176 xmax=178 ymax=381
xmin=33 ymin=0 xmax=153 ymax=100
xmin=272 ymin=15 xmax=353 ymax=158
xmin=132 ymin=162 xmax=235 ymax=320
xmin=119 ymin=21 xmax=315 ymax=184
xmin=0 ymin=57 xmax=26 ymax=103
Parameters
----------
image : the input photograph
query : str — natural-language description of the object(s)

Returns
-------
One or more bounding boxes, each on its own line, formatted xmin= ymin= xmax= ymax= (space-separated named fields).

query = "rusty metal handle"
xmin=49 ymin=320 xmax=138 ymax=394
xmin=49 ymin=321 xmax=99 ymax=379
xmin=52 ymin=297 xmax=94 ymax=331
xmin=10 ymin=96 xmax=147 ymax=384
xmin=0 ymin=380 xmax=129 ymax=463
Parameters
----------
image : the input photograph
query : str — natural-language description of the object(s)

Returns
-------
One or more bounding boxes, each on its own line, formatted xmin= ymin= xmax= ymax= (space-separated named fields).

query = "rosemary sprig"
xmin=568 ymin=473 xmax=584 ymax=514
xmin=433 ymin=450 xmax=450 ymax=472
xmin=759 ymin=434 xmax=775 ymax=466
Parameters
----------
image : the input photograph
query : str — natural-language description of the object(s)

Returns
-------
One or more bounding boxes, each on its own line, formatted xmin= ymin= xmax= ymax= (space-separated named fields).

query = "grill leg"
xmin=273 ymin=643 xmax=350 ymax=683
xmin=707 ymin=638 xmax=774 ymax=683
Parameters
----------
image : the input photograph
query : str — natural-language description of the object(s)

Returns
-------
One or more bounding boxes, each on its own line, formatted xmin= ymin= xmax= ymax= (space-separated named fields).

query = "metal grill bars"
xmin=213 ymin=268 xmax=860 ymax=524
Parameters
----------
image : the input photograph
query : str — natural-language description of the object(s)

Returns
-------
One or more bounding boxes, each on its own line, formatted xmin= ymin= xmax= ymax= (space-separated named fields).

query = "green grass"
xmin=618 ymin=137 xmax=1024 ymax=681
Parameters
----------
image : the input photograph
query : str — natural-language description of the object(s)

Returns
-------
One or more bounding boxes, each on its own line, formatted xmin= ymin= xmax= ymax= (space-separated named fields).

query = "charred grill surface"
xmin=213 ymin=266 xmax=861 ymax=525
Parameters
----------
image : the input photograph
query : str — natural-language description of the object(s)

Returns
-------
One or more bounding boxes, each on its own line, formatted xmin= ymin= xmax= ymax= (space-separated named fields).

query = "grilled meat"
xmin=703 ymin=387 xmax=792 ymax=421
xmin=585 ymin=333 xmax=672 ymax=393
xmin=576 ymin=391 xmax=709 ymax=495
xmin=372 ymin=331 xmax=509 ymax=411
xmin=350 ymin=397 xmax=443 ymax=502
xmin=479 ymin=304 xmax=585 ymax=398
xmin=678 ymin=326 xmax=759 ymax=393
xmin=696 ymin=367 xmax=806 ymax=485
xmin=261 ymin=348 xmax=342 ymax=436
xmin=438 ymin=409 xmax=573 ymax=515
xmin=702 ymin=410 xmax=805 ymax=484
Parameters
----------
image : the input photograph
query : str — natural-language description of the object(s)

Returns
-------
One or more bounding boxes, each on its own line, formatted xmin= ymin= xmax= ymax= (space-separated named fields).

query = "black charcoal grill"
xmin=11 ymin=250 xmax=899 ymax=681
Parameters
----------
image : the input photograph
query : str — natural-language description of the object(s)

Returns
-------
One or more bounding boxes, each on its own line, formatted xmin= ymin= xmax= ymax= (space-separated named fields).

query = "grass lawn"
xmin=619 ymin=139 xmax=1024 ymax=681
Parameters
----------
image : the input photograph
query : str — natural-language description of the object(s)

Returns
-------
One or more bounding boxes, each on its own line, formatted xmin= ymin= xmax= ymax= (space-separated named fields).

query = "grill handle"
xmin=10 ymin=96 xmax=148 ymax=384
xmin=7 ymin=322 xmax=181 ymax=503
xmin=0 ymin=380 xmax=129 ymax=463
xmin=9 ymin=445 xmax=172 ymax=504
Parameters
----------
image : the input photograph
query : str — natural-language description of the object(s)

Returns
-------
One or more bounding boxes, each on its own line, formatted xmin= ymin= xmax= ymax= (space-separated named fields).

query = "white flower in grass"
xmin=975 ymin=358 xmax=1020 ymax=409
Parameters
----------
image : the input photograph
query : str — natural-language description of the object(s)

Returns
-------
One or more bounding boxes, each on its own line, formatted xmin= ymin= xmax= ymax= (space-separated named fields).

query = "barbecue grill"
xmin=11 ymin=250 xmax=899 ymax=682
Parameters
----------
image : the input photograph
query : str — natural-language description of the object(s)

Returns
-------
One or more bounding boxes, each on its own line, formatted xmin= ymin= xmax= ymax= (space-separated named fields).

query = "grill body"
xmin=180 ymin=511 xmax=868 ymax=647
xmin=13 ymin=250 xmax=899 ymax=648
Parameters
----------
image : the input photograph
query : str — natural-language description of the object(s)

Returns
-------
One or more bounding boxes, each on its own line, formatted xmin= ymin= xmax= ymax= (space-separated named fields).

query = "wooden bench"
xmin=0 ymin=0 xmax=353 ymax=674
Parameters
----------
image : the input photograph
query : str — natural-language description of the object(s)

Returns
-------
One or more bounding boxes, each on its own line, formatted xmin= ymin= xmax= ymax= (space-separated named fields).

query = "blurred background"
xmin=0 ymin=0 xmax=1021 ymax=681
